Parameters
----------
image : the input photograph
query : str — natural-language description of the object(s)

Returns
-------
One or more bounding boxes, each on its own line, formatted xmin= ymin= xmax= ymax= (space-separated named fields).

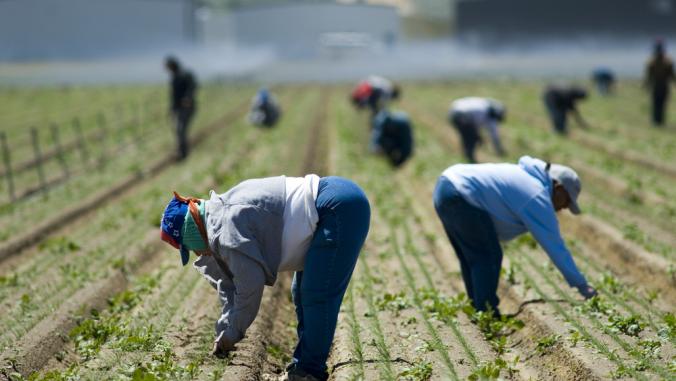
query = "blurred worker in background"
xmin=165 ymin=56 xmax=198 ymax=160
xmin=370 ymin=110 xmax=413 ymax=167
xmin=591 ymin=67 xmax=616 ymax=96
xmin=160 ymin=175 xmax=370 ymax=381
xmin=449 ymin=97 xmax=507 ymax=163
xmin=351 ymin=75 xmax=401 ymax=116
xmin=645 ymin=39 xmax=675 ymax=126
xmin=542 ymin=85 xmax=589 ymax=134
xmin=433 ymin=156 xmax=597 ymax=316
xmin=249 ymin=88 xmax=281 ymax=128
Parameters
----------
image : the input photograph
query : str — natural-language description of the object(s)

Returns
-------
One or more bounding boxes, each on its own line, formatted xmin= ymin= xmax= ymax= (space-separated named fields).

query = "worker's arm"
xmin=571 ymin=108 xmax=590 ymax=129
xmin=484 ymin=119 xmax=506 ymax=156
xmin=213 ymin=249 xmax=266 ymax=350
xmin=518 ymin=191 xmax=592 ymax=294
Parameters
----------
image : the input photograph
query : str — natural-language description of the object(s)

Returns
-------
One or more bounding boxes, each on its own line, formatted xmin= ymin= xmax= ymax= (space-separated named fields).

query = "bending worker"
xmin=449 ymin=97 xmax=507 ymax=163
xmin=351 ymin=75 xmax=401 ymax=115
xmin=542 ymin=85 xmax=588 ymax=134
xmin=591 ymin=67 xmax=616 ymax=96
xmin=164 ymin=56 xmax=198 ymax=160
xmin=161 ymin=175 xmax=370 ymax=381
xmin=433 ymin=156 xmax=597 ymax=316
xmin=645 ymin=39 xmax=675 ymax=126
xmin=249 ymin=88 xmax=281 ymax=128
xmin=371 ymin=109 xmax=413 ymax=167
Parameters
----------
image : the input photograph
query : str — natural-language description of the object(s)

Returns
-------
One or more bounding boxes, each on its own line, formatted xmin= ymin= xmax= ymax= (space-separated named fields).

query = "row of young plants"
xmin=329 ymin=98 xmax=523 ymax=381
xmin=17 ymin=86 xmax=322 ymax=381
xmin=0 ymin=84 xmax=251 ymax=241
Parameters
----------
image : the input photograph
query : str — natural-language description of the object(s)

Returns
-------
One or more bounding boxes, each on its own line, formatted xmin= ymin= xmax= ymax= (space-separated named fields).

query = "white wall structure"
xmin=225 ymin=2 xmax=400 ymax=57
xmin=0 ymin=0 xmax=196 ymax=61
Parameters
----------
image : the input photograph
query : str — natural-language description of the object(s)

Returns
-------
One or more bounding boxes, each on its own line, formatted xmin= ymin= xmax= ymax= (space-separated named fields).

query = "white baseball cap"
xmin=549 ymin=164 xmax=582 ymax=214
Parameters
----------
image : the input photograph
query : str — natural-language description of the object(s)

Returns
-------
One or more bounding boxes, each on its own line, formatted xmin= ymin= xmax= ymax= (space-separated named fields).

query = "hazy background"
xmin=1 ymin=0 xmax=675 ymax=85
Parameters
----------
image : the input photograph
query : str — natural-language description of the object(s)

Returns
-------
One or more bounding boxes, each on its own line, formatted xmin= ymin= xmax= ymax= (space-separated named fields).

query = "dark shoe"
xmin=286 ymin=363 xmax=324 ymax=381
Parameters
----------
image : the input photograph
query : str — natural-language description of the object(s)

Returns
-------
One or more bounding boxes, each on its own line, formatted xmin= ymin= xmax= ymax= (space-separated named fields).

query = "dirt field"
xmin=0 ymin=81 xmax=674 ymax=381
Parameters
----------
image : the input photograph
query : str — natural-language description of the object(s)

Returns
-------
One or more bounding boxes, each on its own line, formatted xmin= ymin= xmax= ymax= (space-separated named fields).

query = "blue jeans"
xmin=291 ymin=176 xmax=371 ymax=380
xmin=433 ymin=176 xmax=503 ymax=313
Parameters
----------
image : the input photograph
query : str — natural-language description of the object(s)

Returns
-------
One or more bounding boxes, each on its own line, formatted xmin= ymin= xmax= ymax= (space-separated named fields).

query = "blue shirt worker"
xmin=449 ymin=97 xmax=507 ymax=163
xmin=161 ymin=175 xmax=370 ymax=381
xmin=371 ymin=110 xmax=413 ymax=167
xmin=164 ymin=56 xmax=198 ymax=160
xmin=542 ymin=85 xmax=588 ymax=134
xmin=432 ymin=156 xmax=597 ymax=315
xmin=249 ymin=88 xmax=281 ymax=128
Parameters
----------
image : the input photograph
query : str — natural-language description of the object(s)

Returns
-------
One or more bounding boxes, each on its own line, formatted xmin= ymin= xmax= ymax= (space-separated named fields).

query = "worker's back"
xmin=646 ymin=56 xmax=675 ymax=91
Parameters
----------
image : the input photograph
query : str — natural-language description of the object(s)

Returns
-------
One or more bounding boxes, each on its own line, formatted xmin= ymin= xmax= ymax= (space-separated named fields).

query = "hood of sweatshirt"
xmin=518 ymin=156 xmax=552 ymax=196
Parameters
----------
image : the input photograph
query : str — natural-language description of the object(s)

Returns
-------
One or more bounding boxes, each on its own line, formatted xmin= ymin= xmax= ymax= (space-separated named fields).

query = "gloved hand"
xmin=576 ymin=284 xmax=598 ymax=300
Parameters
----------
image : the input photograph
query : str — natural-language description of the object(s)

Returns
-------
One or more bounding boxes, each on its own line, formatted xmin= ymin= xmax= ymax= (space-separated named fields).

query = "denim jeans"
xmin=291 ymin=176 xmax=371 ymax=380
xmin=173 ymin=107 xmax=194 ymax=159
xmin=433 ymin=176 xmax=503 ymax=313
xmin=543 ymin=96 xmax=567 ymax=134
xmin=450 ymin=112 xmax=481 ymax=163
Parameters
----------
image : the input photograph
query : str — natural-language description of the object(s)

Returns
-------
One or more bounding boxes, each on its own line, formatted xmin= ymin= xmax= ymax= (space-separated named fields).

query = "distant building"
xmin=202 ymin=2 xmax=399 ymax=57
xmin=0 ymin=0 xmax=196 ymax=61
xmin=456 ymin=0 xmax=676 ymax=42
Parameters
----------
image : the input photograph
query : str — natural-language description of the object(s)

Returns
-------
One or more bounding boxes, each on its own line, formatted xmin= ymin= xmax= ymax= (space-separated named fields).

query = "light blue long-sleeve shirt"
xmin=442 ymin=156 xmax=587 ymax=287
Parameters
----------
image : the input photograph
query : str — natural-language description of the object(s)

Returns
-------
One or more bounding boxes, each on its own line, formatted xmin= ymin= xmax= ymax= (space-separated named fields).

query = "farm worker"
xmin=644 ymin=39 xmax=675 ymax=126
xmin=249 ymin=88 xmax=281 ymax=128
xmin=542 ymin=85 xmax=589 ymax=134
xmin=160 ymin=175 xmax=370 ymax=381
xmin=433 ymin=156 xmax=597 ymax=315
xmin=591 ymin=67 xmax=616 ymax=96
xmin=351 ymin=75 xmax=401 ymax=115
xmin=164 ymin=56 xmax=198 ymax=160
xmin=449 ymin=97 xmax=507 ymax=163
xmin=371 ymin=110 xmax=414 ymax=167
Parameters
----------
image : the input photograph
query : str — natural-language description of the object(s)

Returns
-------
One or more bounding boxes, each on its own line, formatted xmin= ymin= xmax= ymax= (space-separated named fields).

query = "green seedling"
xmin=468 ymin=358 xmax=518 ymax=381
xmin=470 ymin=309 xmax=524 ymax=355
xmin=375 ymin=292 xmax=411 ymax=315
xmin=398 ymin=360 xmax=433 ymax=381
xmin=0 ymin=273 xmax=19 ymax=287
xmin=535 ymin=334 xmax=560 ymax=354
xmin=596 ymin=272 xmax=622 ymax=294
xmin=607 ymin=314 xmax=644 ymax=337
xmin=266 ymin=343 xmax=291 ymax=364
xmin=38 ymin=236 xmax=80 ymax=255
xmin=567 ymin=329 xmax=584 ymax=347
xmin=658 ymin=312 xmax=675 ymax=340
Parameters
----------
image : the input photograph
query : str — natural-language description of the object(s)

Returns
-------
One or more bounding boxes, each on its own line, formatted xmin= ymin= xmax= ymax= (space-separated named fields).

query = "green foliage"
xmin=0 ymin=272 xmax=19 ymax=287
xmin=417 ymin=288 xmax=473 ymax=322
xmin=659 ymin=312 xmax=676 ymax=340
xmin=535 ymin=334 xmax=560 ymax=354
xmin=38 ymin=236 xmax=80 ymax=255
xmin=375 ymin=292 xmax=411 ymax=314
xmin=607 ymin=314 xmax=644 ymax=337
xmin=266 ymin=343 xmax=291 ymax=364
xmin=398 ymin=360 xmax=433 ymax=381
xmin=470 ymin=310 xmax=524 ymax=355
xmin=468 ymin=357 xmax=518 ymax=381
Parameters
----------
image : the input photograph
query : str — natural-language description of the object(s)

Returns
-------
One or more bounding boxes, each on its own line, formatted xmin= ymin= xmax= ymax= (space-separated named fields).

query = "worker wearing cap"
xmin=449 ymin=97 xmax=507 ymax=163
xmin=432 ymin=156 xmax=597 ymax=316
xmin=161 ymin=175 xmax=370 ymax=381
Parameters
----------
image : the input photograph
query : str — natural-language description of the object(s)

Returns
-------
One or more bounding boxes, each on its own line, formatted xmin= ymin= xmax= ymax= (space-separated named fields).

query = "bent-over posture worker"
xmin=591 ymin=67 xmax=616 ymax=96
xmin=542 ymin=85 xmax=588 ymax=134
xmin=161 ymin=175 xmax=370 ymax=381
xmin=433 ymin=156 xmax=597 ymax=315
xmin=351 ymin=75 xmax=401 ymax=115
xmin=249 ymin=88 xmax=281 ymax=128
xmin=371 ymin=110 xmax=413 ymax=167
xmin=449 ymin=97 xmax=507 ymax=163
xmin=645 ymin=39 xmax=675 ymax=126
xmin=165 ymin=56 xmax=198 ymax=160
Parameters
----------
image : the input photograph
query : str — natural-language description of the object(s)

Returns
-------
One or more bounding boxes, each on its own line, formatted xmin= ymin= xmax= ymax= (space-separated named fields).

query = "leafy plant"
xmin=606 ymin=314 xmax=644 ymax=337
xmin=535 ymin=334 xmax=560 ymax=354
xmin=468 ymin=358 xmax=518 ymax=381
xmin=398 ymin=360 xmax=433 ymax=381
xmin=375 ymin=292 xmax=411 ymax=314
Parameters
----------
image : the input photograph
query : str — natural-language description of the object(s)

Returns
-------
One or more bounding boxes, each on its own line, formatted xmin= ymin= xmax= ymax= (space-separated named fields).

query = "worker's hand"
xmin=576 ymin=284 xmax=598 ymax=300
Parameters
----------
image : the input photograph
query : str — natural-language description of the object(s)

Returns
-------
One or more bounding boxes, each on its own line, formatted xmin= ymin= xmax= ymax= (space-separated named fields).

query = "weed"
xmin=658 ymin=312 xmax=675 ymax=340
xmin=535 ymin=334 xmax=560 ymax=354
xmin=470 ymin=310 xmax=524 ymax=355
xmin=503 ymin=264 xmax=519 ymax=285
xmin=398 ymin=360 xmax=433 ymax=381
xmin=596 ymin=272 xmax=622 ymax=294
xmin=38 ymin=236 xmax=80 ymax=255
xmin=266 ymin=343 xmax=291 ymax=364
xmin=0 ymin=273 xmax=19 ymax=287
xmin=567 ymin=329 xmax=583 ymax=347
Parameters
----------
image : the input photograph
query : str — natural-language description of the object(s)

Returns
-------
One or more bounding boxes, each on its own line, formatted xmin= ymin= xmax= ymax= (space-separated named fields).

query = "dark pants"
xmin=543 ymin=96 xmax=567 ymax=134
xmin=451 ymin=113 xmax=480 ymax=163
xmin=291 ymin=177 xmax=371 ymax=380
xmin=433 ymin=176 xmax=503 ymax=313
xmin=174 ymin=108 xmax=194 ymax=159
xmin=652 ymin=88 xmax=669 ymax=126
